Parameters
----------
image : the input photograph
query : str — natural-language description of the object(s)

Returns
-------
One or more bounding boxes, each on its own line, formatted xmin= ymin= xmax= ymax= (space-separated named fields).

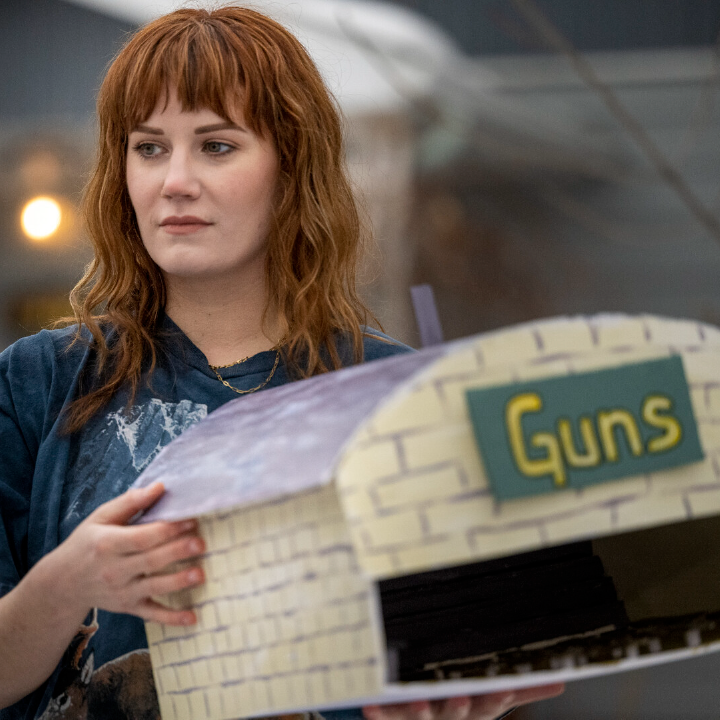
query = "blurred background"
xmin=2 ymin=0 xmax=720 ymax=716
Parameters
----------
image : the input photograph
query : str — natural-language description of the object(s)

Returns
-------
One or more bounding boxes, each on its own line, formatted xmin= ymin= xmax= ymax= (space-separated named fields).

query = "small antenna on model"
xmin=410 ymin=284 xmax=444 ymax=348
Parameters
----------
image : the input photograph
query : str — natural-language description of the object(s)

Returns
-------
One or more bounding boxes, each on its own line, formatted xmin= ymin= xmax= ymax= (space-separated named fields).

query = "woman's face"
xmin=126 ymin=89 xmax=279 ymax=286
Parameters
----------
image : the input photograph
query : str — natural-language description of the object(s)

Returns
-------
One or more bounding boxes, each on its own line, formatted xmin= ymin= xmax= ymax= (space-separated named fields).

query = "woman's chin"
xmin=149 ymin=249 xmax=227 ymax=279
xmin=145 ymin=237 xmax=269 ymax=287
xmin=159 ymin=260 xmax=262 ymax=285
xmin=162 ymin=265 xmax=230 ymax=282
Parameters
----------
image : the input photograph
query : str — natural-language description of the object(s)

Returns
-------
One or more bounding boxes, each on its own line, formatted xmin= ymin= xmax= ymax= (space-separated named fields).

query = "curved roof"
xmin=135 ymin=345 xmax=446 ymax=523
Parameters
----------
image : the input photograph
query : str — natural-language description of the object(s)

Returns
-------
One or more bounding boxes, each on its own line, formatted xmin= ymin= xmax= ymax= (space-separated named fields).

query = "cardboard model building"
xmin=133 ymin=314 xmax=720 ymax=720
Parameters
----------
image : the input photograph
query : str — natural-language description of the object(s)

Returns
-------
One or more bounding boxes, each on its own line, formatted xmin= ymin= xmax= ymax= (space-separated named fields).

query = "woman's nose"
xmin=161 ymin=151 xmax=200 ymax=199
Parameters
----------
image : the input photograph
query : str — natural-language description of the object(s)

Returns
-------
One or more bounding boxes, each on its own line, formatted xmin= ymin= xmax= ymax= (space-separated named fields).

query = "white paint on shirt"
xmin=107 ymin=398 xmax=208 ymax=472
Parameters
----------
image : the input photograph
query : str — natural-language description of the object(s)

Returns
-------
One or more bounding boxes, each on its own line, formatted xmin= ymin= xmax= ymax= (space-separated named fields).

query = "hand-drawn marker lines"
xmin=156 ymin=623 xmax=375 ymax=695
xmin=165 ymin=656 xmax=378 ymax=694
xmin=182 ymin=547 xmax=359 ymax=609
xmin=162 ymin=657 xmax=380 ymax=720
xmin=154 ymin=604 xmax=372 ymax=658
xmin=336 ymin=316 xmax=720 ymax=578
xmin=147 ymin=485 xmax=384 ymax=720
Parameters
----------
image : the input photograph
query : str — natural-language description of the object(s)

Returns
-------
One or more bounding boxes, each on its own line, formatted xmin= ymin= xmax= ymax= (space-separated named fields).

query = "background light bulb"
xmin=21 ymin=196 xmax=62 ymax=241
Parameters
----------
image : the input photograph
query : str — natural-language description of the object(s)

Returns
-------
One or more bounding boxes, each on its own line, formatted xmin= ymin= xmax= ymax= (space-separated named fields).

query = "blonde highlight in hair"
xmin=65 ymin=6 xmax=376 ymax=432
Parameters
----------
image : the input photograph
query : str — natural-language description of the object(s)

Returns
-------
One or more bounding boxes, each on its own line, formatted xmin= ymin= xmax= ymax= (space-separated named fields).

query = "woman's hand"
xmin=45 ymin=482 xmax=205 ymax=626
xmin=363 ymin=684 xmax=565 ymax=720
xmin=0 ymin=483 xmax=206 ymax=708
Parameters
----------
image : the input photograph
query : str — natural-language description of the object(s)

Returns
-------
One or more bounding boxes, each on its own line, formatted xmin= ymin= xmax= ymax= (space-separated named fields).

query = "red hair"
xmin=65 ymin=6 xmax=375 ymax=431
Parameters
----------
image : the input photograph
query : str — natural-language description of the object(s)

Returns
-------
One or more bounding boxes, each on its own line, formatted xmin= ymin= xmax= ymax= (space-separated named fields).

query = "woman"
xmin=0 ymin=7 xmax=562 ymax=719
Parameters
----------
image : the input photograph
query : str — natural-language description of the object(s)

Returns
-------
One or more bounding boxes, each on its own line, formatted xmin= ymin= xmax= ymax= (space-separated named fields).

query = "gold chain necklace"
xmin=210 ymin=355 xmax=250 ymax=369
xmin=208 ymin=349 xmax=280 ymax=395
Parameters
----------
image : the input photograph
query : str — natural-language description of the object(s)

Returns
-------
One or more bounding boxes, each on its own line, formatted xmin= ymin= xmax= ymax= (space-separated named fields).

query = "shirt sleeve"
xmin=0 ymin=333 xmax=57 ymax=595
xmin=362 ymin=328 xmax=415 ymax=361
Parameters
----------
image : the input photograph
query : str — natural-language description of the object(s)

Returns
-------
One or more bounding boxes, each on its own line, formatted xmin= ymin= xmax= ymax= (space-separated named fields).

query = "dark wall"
xmin=0 ymin=0 xmax=134 ymax=347
xmin=0 ymin=0 xmax=135 ymax=120
xmin=385 ymin=0 xmax=720 ymax=56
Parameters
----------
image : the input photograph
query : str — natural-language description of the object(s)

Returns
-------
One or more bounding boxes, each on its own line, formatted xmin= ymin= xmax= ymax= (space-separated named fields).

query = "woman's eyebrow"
xmin=195 ymin=122 xmax=246 ymax=134
xmin=131 ymin=125 xmax=163 ymax=135
xmin=129 ymin=122 xmax=246 ymax=135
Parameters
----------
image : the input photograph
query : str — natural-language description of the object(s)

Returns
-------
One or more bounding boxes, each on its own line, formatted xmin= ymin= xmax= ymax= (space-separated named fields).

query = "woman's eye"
xmin=204 ymin=141 xmax=233 ymax=155
xmin=134 ymin=142 xmax=162 ymax=158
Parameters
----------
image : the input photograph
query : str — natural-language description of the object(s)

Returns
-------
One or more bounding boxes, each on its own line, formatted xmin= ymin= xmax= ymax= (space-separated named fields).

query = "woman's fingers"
xmin=52 ymin=485 xmax=206 ymax=625
xmin=107 ymin=527 xmax=206 ymax=605
xmin=468 ymin=685 xmax=565 ymax=719
xmin=112 ymin=517 xmax=199 ymax=555
xmin=510 ymin=683 xmax=565 ymax=706
xmin=363 ymin=704 xmax=396 ymax=720
xmin=137 ymin=565 xmax=205 ymax=598
xmin=130 ymin=533 xmax=205 ymax=577
xmin=364 ymin=686 xmax=566 ymax=720
xmin=135 ymin=598 xmax=198 ymax=626
xmin=89 ymin=482 xmax=166 ymax=525
xmin=467 ymin=692 xmax=518 ymax=720
xmin=436 ymin=696 xmax=471 ymax=720
xmin=364 ymin=700 xmax=453 ymax=720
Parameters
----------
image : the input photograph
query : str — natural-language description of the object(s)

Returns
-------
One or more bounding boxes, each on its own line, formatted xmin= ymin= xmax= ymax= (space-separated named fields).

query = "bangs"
xmin=116 ymin=15 xmax=262 ymax=133
xmin=100 ymin=6 xmax=323 ymax=160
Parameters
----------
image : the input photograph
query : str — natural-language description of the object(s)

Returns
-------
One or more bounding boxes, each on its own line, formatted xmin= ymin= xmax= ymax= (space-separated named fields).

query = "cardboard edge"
xmin=244 ymin=639 xmax=720 ymax=717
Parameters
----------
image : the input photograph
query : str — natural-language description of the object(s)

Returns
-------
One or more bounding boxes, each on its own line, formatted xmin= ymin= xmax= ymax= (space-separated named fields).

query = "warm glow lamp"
xmin=21 ymin=196 xmax=62 ymax=241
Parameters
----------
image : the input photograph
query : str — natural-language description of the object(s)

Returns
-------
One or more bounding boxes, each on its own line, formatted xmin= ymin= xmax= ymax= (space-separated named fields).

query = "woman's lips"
xmin=160 ymin=216 xmax=212 ymax=234
xmin=161 ymin=223 xmax=211 ymax=235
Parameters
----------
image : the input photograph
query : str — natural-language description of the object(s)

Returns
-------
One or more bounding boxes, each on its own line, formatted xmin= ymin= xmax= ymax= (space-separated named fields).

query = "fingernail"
xmin=182 ymin=613 xmax=196 ymax=625
xmin=189 ymin=538 xmax=203 ymax=553
xmin=182 ymin=519 xmax=197 ymax=531
xmin=448 ymin=697 xmax=471 ymax=715
xmin=410 ymin=702 xmax=432 ymax=720
xmin=187 ymin=569 xmax=202 ymax=584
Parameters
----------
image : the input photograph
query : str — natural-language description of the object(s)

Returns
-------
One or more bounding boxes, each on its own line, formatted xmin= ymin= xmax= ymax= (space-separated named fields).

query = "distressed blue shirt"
xmin=0 ymin=315 xmax=411 ymax=719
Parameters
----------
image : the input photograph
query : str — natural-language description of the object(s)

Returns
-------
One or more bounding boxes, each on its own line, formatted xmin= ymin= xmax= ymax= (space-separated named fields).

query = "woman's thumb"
xmin=90 ymin=483 xmax=165 ymax=525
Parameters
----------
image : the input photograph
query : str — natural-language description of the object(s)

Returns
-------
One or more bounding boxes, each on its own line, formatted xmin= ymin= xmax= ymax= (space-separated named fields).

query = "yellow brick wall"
xmin=335 ymin=315 xmax=720 ymax=579
xmin=145 ymin=486 xmax=384 ymax=720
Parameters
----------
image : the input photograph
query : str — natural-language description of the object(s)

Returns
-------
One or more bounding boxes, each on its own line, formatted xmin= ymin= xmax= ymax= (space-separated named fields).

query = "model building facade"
xmin=134 ymin=315 xmax=720 ymax=720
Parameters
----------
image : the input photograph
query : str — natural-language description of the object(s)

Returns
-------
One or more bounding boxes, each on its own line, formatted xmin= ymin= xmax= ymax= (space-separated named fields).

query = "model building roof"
xmin=136 ymin=344 xmax=445 ymax=522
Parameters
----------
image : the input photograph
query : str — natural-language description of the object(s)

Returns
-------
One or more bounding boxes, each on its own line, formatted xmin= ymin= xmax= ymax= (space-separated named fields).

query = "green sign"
xmin=465 ymin=356 xmax=704 ymax=501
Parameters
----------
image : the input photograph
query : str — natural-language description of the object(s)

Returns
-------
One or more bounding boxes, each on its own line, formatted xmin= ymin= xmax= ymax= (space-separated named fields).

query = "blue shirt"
xmin=0 ymin=315 xmax=412 ymax=719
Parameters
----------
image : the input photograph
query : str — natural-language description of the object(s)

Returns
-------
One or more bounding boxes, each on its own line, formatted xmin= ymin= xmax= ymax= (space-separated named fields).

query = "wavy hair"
xmin=64 ymin=5 xmax=376 ymax=432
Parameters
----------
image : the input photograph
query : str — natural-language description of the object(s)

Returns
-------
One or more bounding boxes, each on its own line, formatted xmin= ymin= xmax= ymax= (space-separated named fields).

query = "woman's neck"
xmin=164 ymin=274 xmax=282 ymax=366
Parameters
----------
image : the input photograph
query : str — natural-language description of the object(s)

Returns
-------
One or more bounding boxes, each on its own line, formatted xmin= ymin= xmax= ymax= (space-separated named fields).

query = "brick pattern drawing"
xmin=145 ymin=486 xmax=384 ymax=720
xmin=137 ymin=314 xmax=720 ymax=720
xmin=336 ymin=315 xmax=720 ymax=578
